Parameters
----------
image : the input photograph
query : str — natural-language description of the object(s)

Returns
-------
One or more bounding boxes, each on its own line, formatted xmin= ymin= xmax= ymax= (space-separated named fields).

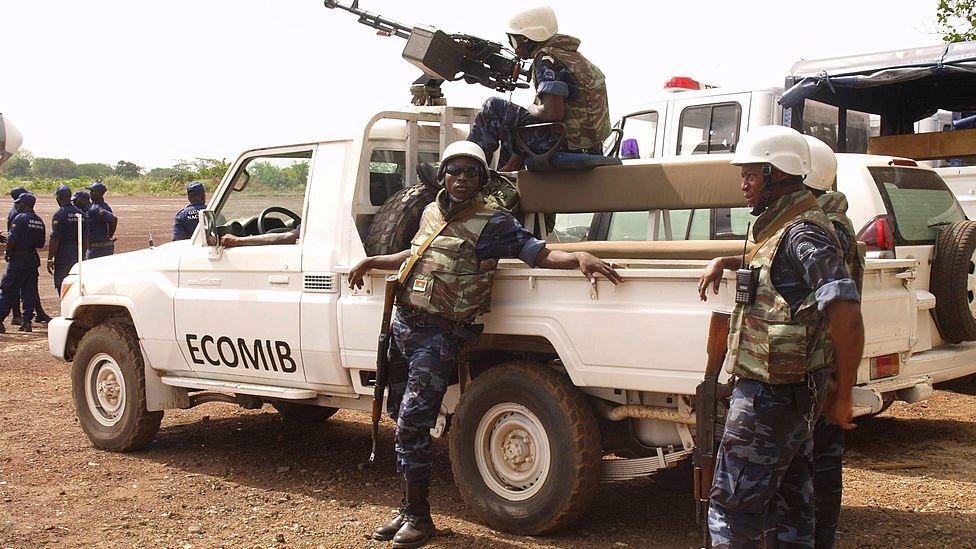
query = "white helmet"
xmin=731 ymin=125 xmax=811 ymax=176
xmin=802 ymin=135 xmax=837 ymax=191
xmin=438 ymin=140 xmax=490 ymax=185
xmin=0 ymin=114 xmax=23 ymax=166
xmin=507 ymin=5 xmax=558 ymax=42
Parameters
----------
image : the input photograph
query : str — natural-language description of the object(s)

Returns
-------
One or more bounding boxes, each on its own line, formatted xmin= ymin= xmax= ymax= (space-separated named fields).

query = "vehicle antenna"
xmin=76 ymin=206 xmax=84 ymax=296
xmin=142 ymin=195 xmax=155 ymax=248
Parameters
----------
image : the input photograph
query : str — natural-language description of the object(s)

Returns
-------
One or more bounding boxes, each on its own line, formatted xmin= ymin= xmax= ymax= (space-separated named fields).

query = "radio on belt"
xmin=735 ymin=224 xmax=758 ymax=305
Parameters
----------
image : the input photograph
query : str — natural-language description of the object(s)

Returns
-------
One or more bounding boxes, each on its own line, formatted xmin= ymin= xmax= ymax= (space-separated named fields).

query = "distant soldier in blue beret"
xmin=173 ymin=181 xmax=206 ymax=241
xmin=85 ymin=180 xmax=117 ymax=259
xmin=0 ymin=193 xmax=46 ymax=332
xmin=47 ymin=185 xmax=88 ymax=294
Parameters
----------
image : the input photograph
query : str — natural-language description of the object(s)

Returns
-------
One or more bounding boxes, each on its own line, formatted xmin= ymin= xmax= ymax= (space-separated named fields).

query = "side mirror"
xmin=232 ymin=170 xmax=250 ymax=192
xmin=201 ymin=209 xmax=220 ymax=247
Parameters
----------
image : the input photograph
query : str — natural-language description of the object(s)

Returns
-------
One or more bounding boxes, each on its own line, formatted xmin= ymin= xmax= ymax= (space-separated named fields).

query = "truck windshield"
xmin=868 ymin=167 xmax=966 ymax=244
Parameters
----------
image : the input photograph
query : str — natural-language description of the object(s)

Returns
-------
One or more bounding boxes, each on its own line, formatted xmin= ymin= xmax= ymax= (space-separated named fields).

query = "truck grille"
xmin=303 ymin=274 xmax=338 ymax=293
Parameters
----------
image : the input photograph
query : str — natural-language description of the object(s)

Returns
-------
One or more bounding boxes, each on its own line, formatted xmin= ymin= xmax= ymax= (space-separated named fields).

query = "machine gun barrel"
xmin=323 ymin=0 xmax=412 ymax=39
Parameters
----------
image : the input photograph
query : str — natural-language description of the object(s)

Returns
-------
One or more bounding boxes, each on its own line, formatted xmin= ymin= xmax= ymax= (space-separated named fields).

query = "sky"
xmin=1 ymin=0 xmax=945 ymax=169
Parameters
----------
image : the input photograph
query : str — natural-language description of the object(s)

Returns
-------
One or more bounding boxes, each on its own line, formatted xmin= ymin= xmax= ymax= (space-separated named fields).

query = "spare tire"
xmin=364 ymin=184 xmax=437 ymax=256
xmin=930 ymin=220 xmax=976 ymax=343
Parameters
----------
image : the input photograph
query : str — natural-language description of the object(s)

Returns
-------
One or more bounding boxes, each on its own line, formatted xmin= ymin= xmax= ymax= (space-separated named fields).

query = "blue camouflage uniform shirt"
xmin=771 ymin=222 xmax=860 ymax=316
xmin=50 ymin=204 xmax=86 ymax=265
xmin=88 ymin=201 xmax=116 ymax=243
xmin=534 ymin=55 xmax=576 ymax=101
xmin=474 ymin=211 xmax=546 ymax=265
xmin=6 ymin=211 xmax=46 ymax=270
xmin=172 ymin=201 xmax=206 ymax=240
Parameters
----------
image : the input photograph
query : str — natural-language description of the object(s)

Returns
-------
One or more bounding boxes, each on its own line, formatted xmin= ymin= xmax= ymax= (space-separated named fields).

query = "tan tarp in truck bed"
xmin=547 ymin=240 xmax=752 ymax=260
xmin=516 ymin=156 xmax=746 ymax=214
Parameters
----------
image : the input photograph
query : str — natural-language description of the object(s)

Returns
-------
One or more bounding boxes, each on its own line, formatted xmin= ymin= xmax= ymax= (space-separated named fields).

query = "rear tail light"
xmin=857 ymin=215 xmax=894 ymax=253
xmin=870 ymin=353 xmax=900 ymax=380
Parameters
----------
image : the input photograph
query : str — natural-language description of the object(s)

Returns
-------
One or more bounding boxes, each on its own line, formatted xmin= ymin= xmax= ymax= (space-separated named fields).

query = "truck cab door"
xmin=174 ymin=147 xmax=313 ymax=385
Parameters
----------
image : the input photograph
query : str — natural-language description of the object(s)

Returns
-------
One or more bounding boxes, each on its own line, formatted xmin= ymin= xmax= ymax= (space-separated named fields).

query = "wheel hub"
xmin=474 ymin=403 xmax=551 ymax=502
xmin=85 ymin=353 xmax=126 ymax=427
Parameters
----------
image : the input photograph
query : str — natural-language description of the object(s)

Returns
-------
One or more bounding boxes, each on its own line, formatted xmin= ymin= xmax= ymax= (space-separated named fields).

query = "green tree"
xmin=0 ymin=153 xmax=31 ymax=178
xmin=76 ymin=163 xmax=114 ymax=179
xmin=193 ymin=158 xmax=230 ymax=182
xmin=938 ymin=0 xmax=976 ymax=42
xmin=146 ymin=167 xmax=178 ymax=180
xmin=114 ymin=160 xmax=143 ymax=178
xmin=32 ymin=157 xmax=79 ymax=179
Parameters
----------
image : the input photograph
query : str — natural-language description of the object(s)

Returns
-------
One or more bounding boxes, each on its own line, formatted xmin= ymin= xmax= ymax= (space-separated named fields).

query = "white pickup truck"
xmin=48 ymin=106 xmax=976 ymax=535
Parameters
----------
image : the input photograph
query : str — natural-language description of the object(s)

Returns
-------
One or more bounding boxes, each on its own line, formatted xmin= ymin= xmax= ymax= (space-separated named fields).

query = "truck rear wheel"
xmin=71 ymin=322 xmax=163 ymax=451
xmin=364 ymin=184 xmax=437 ymax=256
xmin=931 ymin=220 xmax=976 ymax=343
xmin=449 ymin=362 xmax=601 ymax=535
xmin=272 ymin=401 xmax=339 ymax=424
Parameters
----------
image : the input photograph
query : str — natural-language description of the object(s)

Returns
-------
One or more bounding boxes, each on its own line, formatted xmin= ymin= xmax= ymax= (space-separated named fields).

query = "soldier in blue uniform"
xmin=4 ymin=186 xmax=27 ymax=325
xmin=698 ymin=127 xmax=864 ymax=548
xmin=466 ymin=6 xmax=610 ymax=171
xmin=46 ymin=185 xmax=87 ymax=294
xmin=173 ymin=181 xmax=206 ymax=241
xmin=349 ymin=141 xmax=621 ymax=548
xmin=85 ymin=181 xmax=118 ymax=259
xmin=0 ymin=193 xmax=46 ymax=332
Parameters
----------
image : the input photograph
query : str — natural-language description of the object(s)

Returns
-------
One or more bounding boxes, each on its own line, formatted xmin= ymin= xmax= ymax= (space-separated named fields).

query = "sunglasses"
xmin=444 ymin=165 xmax=482 ymax=178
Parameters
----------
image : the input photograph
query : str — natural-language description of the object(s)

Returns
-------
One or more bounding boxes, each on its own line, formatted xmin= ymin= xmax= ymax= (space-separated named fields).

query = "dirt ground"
xmin=1 ymin=196 xmax=975 ymax=548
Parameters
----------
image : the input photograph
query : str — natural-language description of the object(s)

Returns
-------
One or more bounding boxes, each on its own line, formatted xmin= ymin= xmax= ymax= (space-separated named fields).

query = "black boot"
xmin=393 ymin=480 xmax=435 ymax=548
xmin=11 ymin=314 xmax=22 ymax=326
xmin=0 ymin=321 xmax=5 ymax=334
xmin=35 ymin=311 xmax=52 ymax=323
xmin=373 ymin=478 xmax=407 ymax=541
xmin=18 ymin=320 xmax=31 ymax=333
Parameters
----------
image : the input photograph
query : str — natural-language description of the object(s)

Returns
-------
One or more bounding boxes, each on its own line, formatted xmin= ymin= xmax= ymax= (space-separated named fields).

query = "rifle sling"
xmin=397 ymin=203 xmax=481 ymax=285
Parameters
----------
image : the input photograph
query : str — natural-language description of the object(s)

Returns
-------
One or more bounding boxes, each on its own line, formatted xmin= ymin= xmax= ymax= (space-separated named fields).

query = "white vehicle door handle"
xmin=268 ymin=275 xmax=290 ymax=285
xmin=188 ymin=277 xmax=221 ymax=286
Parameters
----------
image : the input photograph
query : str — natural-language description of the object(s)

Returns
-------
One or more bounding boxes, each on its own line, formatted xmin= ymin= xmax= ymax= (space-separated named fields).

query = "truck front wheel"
xmin=71 ymin=322 xmax=163 ymax=451
xmin=449 ymin=362 xmax=601 ymax=535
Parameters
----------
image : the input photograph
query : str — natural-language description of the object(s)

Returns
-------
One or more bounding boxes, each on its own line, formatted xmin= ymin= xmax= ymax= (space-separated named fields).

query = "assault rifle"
xmin=323 ymin=0 xmax=530 ymax=99
xmin=693 ymin=310 xmax=732 ymax=546
xmin=369 ymin=274 xmax=400 ymax=465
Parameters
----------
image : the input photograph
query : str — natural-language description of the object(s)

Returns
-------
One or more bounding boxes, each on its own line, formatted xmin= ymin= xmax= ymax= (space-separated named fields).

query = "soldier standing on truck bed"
xmin=802 ymin=135 xmax=865 ymax=549
xmin=697 ymin=126 xmax=864 ymax=548
xmin=0 ymin=192 xmax=46 ymax=332
xmin=172 ymin=181 xmax=206 ymax=241
xmin=47 ymin=185 xmax=87 ymax=294
xmin=466 ymin=5 xmax=611 ymax=172
xmin=85 ymin=180 xmax=117 ymax=259
xmin=348 ymin=140 xmax=622 ymax=548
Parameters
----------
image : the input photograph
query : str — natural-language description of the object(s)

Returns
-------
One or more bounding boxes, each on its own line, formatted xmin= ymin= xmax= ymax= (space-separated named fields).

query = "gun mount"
xmin=324 ymin=0 xmax=530 ymax=105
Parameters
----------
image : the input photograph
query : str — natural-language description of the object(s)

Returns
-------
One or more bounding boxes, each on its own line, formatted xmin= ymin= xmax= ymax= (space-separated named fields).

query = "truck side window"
xmin=550 ymin=213 xmax=595 ymax=242
xmin=677 ymin=103 xmax=741 ymax=156
xmin=369 ymin=149 xmax=440 ymax=206
xmin=620 ymin=111 xmax=659 ymax=159
xmin=216 ymin=152 xmax=312 ymax=236
xmin=799 ymin=100 xmax=871 ymax=154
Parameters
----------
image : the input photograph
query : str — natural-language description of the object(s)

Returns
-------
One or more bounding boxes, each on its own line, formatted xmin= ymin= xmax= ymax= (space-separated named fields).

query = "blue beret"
xmin=72 ymin=190 xmax=91 ymax=202
xmin=55 ymin=185 xmax=72 ymax=199
xmin=13 ymin=192 xmax=36 ymax=206
xmin=9 ymin=186 xmax=26 ymax=200
xmin=87 ymin=181 xmax=107 ymax=193
xmin=186 ymin=181 xmax=205 ymax=195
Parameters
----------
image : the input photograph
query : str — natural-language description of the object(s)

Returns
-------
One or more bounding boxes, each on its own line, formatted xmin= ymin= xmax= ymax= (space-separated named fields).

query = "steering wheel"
xmin=257 ymin=206 xmax=301 ymax=234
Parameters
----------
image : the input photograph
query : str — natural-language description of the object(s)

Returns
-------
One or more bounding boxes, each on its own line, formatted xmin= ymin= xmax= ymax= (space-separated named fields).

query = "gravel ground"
xmin=0 ymin=196 xmax=974 ymax=548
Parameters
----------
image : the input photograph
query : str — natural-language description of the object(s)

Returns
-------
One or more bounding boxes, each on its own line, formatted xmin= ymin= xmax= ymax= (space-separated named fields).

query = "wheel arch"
xmin=65 ymin=302 xmax=137 ymax=361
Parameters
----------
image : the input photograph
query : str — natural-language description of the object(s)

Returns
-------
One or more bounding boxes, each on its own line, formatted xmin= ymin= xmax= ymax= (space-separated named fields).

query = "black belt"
xmin=396 ymin=305 xmax=484 ymax=342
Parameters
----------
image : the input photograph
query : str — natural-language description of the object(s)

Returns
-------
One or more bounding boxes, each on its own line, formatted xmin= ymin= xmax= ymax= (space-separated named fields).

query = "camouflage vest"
xmin=726 ymin=190 xmax=839 ymax=384
xmin=817 ymin=192 xmax=864 ymax=293
xmin=397 ymin=191 xmax=499 ymax=323
xmin=532 ymin=35 xmax=611 ymax=151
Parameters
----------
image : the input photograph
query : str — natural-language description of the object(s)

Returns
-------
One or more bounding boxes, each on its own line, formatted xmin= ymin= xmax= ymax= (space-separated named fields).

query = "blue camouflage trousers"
xmin=467 ymin=97 xmax=563 ymax=167
xmin=386 ymin=310 xmax=461 ymax=485
xmin=708 ymin=369 xmax=828 ymax=548
xmin=812 ymin=413 xmax=844 ymax=548
xmin=0 ymin=267 xmax=39 ymax=323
